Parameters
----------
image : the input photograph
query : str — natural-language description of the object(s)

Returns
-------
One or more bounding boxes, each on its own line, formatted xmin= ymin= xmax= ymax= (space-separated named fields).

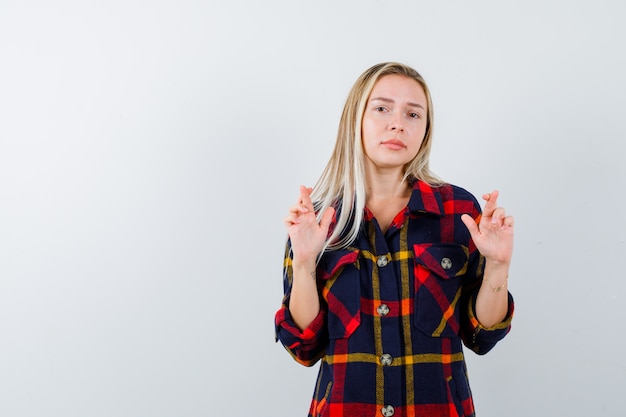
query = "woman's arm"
xmin=475 ymin=260 xmax=510 ymax=328
xmin=289 ymin=259 xmax=321 ymax=330
xmin=284 ymin=185 xmax=335 ymax=330
xmin=461 ymin=190 xmax=514 ymax=328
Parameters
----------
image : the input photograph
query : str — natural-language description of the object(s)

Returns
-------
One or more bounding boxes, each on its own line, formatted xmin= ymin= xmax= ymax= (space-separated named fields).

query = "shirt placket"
xmin=370 ymin=220 xmax=406 ymax=416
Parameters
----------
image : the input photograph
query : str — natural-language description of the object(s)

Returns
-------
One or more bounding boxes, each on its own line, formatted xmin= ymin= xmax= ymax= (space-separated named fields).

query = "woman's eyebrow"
xmin=369 ymin=97 xmax=425 ymax=110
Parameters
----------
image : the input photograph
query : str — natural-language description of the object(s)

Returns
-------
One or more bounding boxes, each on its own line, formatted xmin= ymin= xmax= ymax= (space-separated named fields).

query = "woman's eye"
xmin=409 ymin=112 xmax=420 ymax=119
xmin=375 ymin=106 xmax=386 ymax=112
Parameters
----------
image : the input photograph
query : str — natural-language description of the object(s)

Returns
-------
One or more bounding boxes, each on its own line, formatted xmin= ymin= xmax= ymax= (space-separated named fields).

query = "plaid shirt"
xmin=275 ymin=181 xmax=514 ymax=417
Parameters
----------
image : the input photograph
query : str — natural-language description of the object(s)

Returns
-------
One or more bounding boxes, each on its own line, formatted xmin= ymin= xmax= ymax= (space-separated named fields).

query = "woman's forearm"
xmin=289 ymin=260 xmax=321 ymax=331
xmin=474 ymin=260 xmax=510 ymax=328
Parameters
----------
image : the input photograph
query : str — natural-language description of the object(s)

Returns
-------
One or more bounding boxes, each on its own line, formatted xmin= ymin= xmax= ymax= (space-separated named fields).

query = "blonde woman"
xmin=275 ymin=62 xmax=514 ymax=417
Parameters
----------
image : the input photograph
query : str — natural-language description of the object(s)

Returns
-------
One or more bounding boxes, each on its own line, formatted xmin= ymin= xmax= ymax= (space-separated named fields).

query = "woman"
xmin=275 ymin=62 xmax=514 ymax=417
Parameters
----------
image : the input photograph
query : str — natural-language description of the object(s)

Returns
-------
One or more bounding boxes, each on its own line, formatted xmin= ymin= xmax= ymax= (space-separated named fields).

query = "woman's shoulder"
xmin=417 ymin=180 xmax=479 ymax=205
xmin=429 ymin=182 xmax=482 ymax=218
xmin=446 ymin=183 xmax=478 ymax=202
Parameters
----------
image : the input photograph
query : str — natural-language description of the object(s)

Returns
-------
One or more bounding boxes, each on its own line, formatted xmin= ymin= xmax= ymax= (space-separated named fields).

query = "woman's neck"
xmin=364 ymin=165 xmax=412 ymax=202
xmin=364 ymin=170 xmax=412 ymax=232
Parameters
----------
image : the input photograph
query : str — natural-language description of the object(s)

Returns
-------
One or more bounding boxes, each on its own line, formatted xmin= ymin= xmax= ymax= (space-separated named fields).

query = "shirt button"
xmin=440 ymin=257 xmax=452 ymax=270
xmin=377 ymin=304 xmax=390 ymax=317
xmin=380 ymin=353 xmax=393 ymax=366
xmin=381 ymin=405 xmax=395 ymax=416
xmin=377 ymin=255 xmax=389 ymax=267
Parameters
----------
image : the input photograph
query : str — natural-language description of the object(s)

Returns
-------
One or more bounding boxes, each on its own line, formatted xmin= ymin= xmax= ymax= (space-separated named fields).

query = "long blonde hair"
xmin=311 ymin=62 xmax=443 ymax=252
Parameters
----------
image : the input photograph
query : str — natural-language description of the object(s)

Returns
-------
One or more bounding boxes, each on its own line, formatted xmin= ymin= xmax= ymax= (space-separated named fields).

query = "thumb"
xmin=319 ymin=207 xmax=336 ymax=232
xmin=461 ymin=214 xmax=480 ymax=239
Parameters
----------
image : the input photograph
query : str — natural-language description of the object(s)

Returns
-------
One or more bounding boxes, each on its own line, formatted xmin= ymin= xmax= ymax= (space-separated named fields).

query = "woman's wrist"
xmin=482 ymin=260 xmax=510 ymax=292
xmin=292 ymin=259 xmax=317 ymax=280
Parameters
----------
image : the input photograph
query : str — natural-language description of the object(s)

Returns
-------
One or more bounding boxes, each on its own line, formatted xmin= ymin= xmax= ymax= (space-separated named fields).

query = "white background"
xmin=1 ymin=1 xmax=624 ymax=416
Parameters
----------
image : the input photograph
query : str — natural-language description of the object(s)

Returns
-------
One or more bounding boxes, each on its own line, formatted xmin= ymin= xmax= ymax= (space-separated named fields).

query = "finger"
xmin=319 ymin=206 xmax=336 ymax=232
xmin=461 ymin=214 xmax=480 ymax=239
xmin=289 ymin=203 xmax=308 ymax=215
xmin=299 ymin=185 xmax=314 ymax=211
xmin=491 ymin=207 xmax=507 ymax=225
xmin=503 ymin=215 xmax=515 ymax=229
xmin=285 ymin=209 xmax=304 ymax=224
xmin=482 ymin=190 xmax=500 ymax=217
xmin=284 ymin=215 xmax=298 ymax=227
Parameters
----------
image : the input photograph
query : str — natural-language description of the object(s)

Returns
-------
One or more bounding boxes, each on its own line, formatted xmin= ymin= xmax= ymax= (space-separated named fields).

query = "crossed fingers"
xmin=481 ymin=190 xmax=514 ymax=229
xmin=284 ymin=186 xmax=314 ymax=227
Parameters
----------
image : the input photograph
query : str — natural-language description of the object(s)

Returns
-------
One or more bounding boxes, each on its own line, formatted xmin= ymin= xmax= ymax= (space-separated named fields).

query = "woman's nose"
xmin=389 ymin=116 xmax=404 ymax=131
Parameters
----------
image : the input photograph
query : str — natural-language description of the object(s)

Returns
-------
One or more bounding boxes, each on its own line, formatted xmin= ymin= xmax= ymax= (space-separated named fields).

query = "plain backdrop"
xmin=1 ymin=1 xmax=625 ymax=416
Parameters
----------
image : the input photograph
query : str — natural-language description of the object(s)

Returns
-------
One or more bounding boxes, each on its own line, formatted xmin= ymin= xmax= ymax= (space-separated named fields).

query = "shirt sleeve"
xmin=462 ymin=284 xmax=515 ymax=355
xmin=274 ymin=241 xmax=328 ymax=367
xmin=274 ymin=303 xmax=327 ymax=367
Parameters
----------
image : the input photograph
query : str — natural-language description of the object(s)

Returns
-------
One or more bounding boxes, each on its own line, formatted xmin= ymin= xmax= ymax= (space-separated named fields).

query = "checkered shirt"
xmin=275 ymin=181 xmax=514 ymax=417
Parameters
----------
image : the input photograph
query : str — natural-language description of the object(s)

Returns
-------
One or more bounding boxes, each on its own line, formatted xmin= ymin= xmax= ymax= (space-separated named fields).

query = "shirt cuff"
xmin=275 ymin=306 xmax=327 ymax=366
xmin=466 ymin=292 xmax=514 ymax=354
xmin=276 ymin=307 xmax=326 ymax=341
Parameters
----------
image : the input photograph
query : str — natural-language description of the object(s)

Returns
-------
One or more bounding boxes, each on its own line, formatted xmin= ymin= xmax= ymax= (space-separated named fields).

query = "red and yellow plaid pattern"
xmin=275 ymin=181 xmax=514 ymax=417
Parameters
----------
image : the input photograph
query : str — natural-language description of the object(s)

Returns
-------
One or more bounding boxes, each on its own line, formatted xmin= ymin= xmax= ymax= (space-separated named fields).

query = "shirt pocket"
xmin=318 ymin=248 xmax=361 ymax=340
xmin=413 ymin=243 xmax=469 ymax=338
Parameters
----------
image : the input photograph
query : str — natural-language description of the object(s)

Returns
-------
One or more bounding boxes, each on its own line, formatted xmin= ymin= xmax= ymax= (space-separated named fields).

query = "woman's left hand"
xmin=461 ymin=190 xmax=514 ymax=265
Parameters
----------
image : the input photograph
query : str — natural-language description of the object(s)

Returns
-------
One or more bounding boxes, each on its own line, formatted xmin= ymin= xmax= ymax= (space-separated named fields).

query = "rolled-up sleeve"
xmin=275 ymin=303 xmax=327 ymax=366
xmin=463 ymin=291 xmax=514 ymax=355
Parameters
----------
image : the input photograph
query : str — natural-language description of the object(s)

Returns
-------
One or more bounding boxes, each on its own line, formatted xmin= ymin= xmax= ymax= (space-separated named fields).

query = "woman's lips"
xmin=381 ymin=139 xmax=405 ymax=150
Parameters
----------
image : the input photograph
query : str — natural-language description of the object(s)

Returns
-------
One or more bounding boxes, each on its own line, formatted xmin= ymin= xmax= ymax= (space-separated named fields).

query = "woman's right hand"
xmin=284 ymin=185 xmax=335 ymax=264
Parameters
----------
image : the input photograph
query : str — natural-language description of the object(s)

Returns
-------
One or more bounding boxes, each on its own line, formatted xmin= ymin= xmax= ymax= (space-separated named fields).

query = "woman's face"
xmin=361 ymin=74 xmax=428 ymax=172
